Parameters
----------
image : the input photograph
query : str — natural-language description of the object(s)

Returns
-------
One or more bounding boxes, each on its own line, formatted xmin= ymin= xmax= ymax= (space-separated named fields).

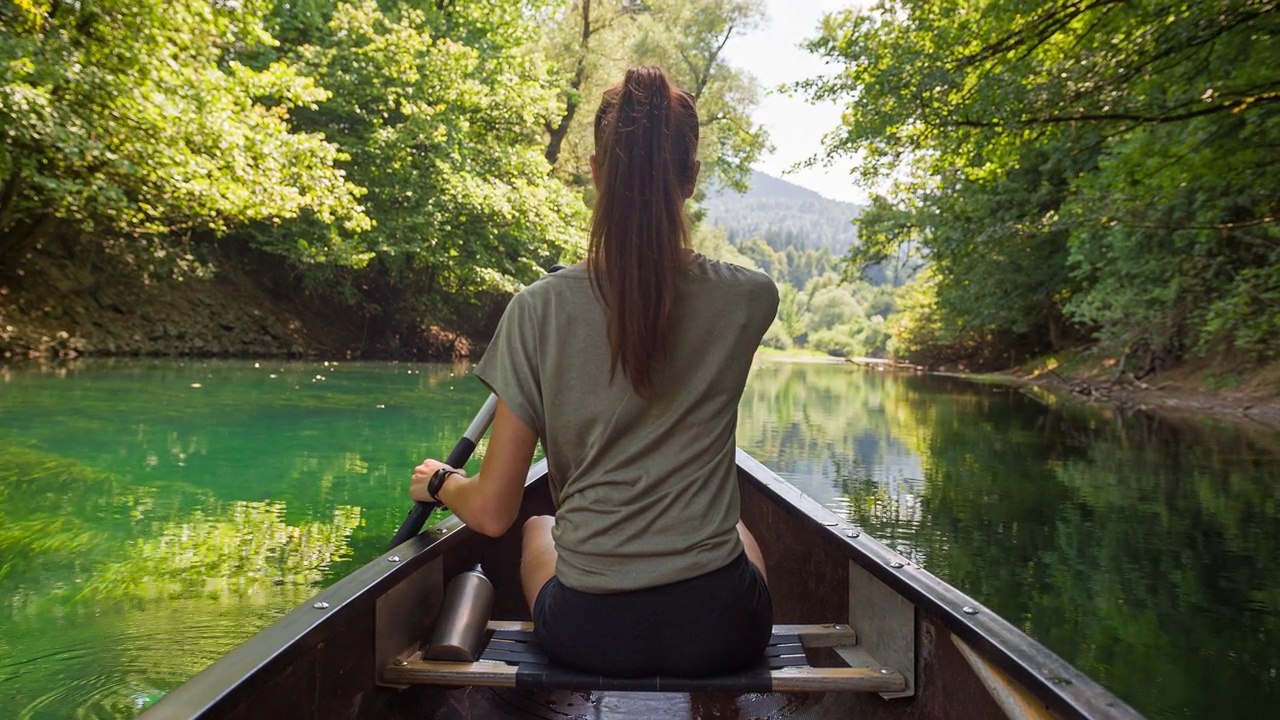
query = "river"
xmin=0 ymin=359 xmax=1276 ymax=718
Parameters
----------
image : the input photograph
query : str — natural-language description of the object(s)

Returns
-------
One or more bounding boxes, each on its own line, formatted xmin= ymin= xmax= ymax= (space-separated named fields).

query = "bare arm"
xmin=410 ymin=399 xmax=538 ymax=537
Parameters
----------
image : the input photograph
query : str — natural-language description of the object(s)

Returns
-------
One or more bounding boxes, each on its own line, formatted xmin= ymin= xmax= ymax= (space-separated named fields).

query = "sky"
xmin=720 ymin=0 xmax=873 ymax=204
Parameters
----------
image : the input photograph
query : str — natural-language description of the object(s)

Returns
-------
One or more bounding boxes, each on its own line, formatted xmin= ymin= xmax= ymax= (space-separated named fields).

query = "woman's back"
xmin=474 ymin=254 xmax=778 ymax=592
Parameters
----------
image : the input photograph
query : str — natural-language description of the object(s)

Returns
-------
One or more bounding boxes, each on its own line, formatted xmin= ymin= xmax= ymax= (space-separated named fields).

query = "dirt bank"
xmin=997 ymin=353 xmax=1280 ymax=430
xmin=7 ymin=235 xmax=1277 ymax=434
xmin=0 ymin=234 xmax=474 ymax=361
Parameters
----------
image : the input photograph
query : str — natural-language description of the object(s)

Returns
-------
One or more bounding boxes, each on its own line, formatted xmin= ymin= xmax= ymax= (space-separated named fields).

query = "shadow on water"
xmin=738 ymin=360 xmax=1280 ymax=719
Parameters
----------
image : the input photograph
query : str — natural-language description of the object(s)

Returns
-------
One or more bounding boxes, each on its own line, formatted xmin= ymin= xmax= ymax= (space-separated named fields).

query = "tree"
xmin=537 ymin=0 xmax=643 ymax=173
xmin=803 ymin=0 xmax=1280 ymax=366
xmin=253 ymin=0 xmax=587 ymax=332
xmin=0 ymin=0 xmax=368 ymax=269
xmin=538 ymin=0 xmax=771 ymax=192
xmin=634 ymin=0 xmax=770 ymax=191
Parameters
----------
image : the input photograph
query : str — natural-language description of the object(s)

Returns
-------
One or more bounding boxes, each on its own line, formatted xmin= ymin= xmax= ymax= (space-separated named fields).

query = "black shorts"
xmin=532 ymin=552 xmax=773 ymax=678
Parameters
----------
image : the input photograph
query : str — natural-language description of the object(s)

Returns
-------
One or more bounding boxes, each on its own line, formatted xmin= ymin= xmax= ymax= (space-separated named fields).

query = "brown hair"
xmin=589 ymin=66 xmax=700 ymax=399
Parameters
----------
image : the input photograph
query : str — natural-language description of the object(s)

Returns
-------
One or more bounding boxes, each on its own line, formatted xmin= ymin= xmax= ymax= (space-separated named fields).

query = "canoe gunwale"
xmin=734 ymin=449 xmax=1142 ymax=720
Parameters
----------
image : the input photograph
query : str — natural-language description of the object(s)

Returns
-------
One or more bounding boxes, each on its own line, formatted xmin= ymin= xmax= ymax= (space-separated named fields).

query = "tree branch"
xmin=952 ymin=91 xmax=1280 ymax=127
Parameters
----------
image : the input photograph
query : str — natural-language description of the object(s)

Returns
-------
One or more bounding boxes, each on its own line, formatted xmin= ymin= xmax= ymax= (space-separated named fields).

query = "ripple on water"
xmin=1 ymin=600 xmax=287 ymax=719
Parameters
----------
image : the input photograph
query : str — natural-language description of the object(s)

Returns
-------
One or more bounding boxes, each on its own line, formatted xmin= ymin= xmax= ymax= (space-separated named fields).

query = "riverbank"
xmin=992 ymin=351 xmax=1280 ymax=429
xmin=0 ymin=235 xmax=474 ymax=361
xmin=757 ymin=345 xmax=1280 ymax=430
xmin=6 ymin=237 xmax=1277 ymax=434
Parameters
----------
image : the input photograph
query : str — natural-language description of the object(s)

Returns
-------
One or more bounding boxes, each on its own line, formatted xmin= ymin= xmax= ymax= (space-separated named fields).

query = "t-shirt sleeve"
xmin=747 ymin=271 xmax=780 ymax=338
xmin=472 ymin=290 xmax=544 ymax=436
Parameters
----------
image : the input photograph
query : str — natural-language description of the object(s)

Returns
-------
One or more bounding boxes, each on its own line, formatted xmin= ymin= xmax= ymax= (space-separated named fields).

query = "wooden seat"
xmin=382 ymin=621 xmax=907 ymax=694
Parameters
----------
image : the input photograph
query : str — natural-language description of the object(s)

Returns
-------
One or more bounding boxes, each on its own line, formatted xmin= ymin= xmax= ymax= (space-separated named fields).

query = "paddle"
xmin=387 ymin=265 xmax=564 ymax=550
xmin=388 ymin=394 xmax=499 ymax=549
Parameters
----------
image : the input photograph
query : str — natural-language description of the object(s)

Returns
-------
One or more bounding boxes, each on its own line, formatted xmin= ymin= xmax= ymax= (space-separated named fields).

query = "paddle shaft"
xmin=388 ymin=394 xmax=500 ymax=549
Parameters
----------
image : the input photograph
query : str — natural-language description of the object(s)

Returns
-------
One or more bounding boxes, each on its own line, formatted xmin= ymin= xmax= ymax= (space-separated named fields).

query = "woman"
xmin=410 ymin=66 xmax=778 ymax=678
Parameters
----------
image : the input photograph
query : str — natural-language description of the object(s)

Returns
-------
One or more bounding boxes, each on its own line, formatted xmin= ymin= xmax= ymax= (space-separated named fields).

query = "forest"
xmin=804 ymin=0 xmax=1280 ymax=372
xmin=0 ymin=0 xmax=770 ymax=356
xmin=2 ymin=0 xmax=1277 ymax=372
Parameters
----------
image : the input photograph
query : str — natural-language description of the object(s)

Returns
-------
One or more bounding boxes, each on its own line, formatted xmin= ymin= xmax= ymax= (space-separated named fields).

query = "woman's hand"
xmin=410 ymin=458 xmax=464 ymax=503
xmin=405 ymin=399 xmax=536 ymax=537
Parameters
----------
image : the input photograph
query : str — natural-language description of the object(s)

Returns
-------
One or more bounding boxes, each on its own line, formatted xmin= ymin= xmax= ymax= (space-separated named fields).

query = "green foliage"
xmin=634 ymin=0 xmax=769 ymax=191
xmin=691 ymin=222 xmax=760 ymax=271
xmin=775 ymin=283 xmax=804 ymax=340
xmin=886 ymin=265 xmax=991 ymax=365
xmin=807 ymin=328 xmax=860 ymax=358
xmin=0 ymin=0 xmax=368 ymax=254
xmin=805 ymin=0 xmax=1280 ymax=368
xmin=760 ymin=317 xmax=792 ymax=350
xmin=1064 ymin=113 xmax=1280 ymax=363
xmin=0 ymin=0 xmax=782 ymax=348
xmin=537 ymin=0 xmax=770 ymax=192
xmin=807 ymin=285 xmax=860 ymax=330
xmin=265 ymin=0 xmax=586 ymax=319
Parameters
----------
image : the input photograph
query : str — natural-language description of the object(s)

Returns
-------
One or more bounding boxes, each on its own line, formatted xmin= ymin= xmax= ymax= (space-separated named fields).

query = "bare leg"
xmin=521 ymin=515 xmax=558 ymax=612
xmin=737 ymin=520 xmax=768 ymax=585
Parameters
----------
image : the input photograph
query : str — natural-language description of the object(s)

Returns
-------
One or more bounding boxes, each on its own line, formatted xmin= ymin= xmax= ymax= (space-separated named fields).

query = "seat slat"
xmin=381 ymin=622 xmax=903 ymax=693
xmin=381 ymin=659 xmax=907 ymax=693
xmin=384 ymin=659 xmax=518 ymax=687
xmin=770 ymin=666 xmax=906 ymax=693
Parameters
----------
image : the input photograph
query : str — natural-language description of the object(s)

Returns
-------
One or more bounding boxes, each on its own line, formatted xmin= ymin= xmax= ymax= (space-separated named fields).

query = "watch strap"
xmin=427 ymin=467 xmax=461 ymax=506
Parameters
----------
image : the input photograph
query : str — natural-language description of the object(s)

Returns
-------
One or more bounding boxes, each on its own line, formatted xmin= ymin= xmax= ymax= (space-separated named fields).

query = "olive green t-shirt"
xmin=473 ymin=255 xmax=779 ymax=593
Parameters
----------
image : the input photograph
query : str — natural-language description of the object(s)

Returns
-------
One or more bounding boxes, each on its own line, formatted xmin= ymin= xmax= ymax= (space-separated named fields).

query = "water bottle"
xmin=423 ymin=564 xmax=494 ymax=662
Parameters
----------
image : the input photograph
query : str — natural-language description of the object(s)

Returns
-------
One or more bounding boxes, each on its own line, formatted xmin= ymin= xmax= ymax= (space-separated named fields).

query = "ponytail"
xmin=589 ymin=66 xmax=700 ymax=399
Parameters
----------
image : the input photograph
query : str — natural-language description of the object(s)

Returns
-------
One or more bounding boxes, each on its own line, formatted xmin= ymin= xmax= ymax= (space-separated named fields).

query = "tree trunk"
xmin=545 ymin=0 xmax=592 ymax=168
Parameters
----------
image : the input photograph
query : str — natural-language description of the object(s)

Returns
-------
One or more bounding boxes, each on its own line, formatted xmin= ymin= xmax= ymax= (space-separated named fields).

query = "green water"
xmin=1 ymin=360 xmax=1277 ymax=718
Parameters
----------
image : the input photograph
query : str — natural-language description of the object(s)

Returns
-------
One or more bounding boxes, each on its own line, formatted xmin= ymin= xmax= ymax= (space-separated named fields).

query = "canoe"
xmin=140 ymin=450 xmax=1144 ymax=719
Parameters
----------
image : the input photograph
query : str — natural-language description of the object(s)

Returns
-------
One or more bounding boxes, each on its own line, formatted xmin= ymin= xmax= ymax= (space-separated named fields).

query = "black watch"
xmin=427 ymin=467 xmax=461 ymax=506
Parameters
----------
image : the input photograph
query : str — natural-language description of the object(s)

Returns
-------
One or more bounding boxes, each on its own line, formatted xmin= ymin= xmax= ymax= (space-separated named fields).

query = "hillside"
xmin=702 ymin=170 xmax=866 ymax=253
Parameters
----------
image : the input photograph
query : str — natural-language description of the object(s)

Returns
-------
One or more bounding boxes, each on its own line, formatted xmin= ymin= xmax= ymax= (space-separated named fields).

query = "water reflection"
xmin=738 ymin=360 xmax=1280 ymax=719
xmin=1 ymin=359 xmax=1277 ymax=718
xmin=0 ymin=360 xmax=489 ymax=718
xmin=738 ymin=361 xmax=926 ymax=512
xmin=82 ymin=501 xmax=362 ymax=602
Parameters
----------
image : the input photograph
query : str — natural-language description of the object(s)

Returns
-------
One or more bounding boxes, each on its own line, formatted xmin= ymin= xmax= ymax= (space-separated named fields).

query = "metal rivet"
xmin=889 ymin=561 xmax=905 ymax=569
xmin=962 ymin=606 xmax=979 ymax=615
xmin=313 ymin=601 xmax=330 ymax=610
xmin=879 ymin=667 xmax=893 ymax=675
xmin=832 ymin=624 xmax=848 ymax=630
xmin=393 ymin=658 xmax=408 ymax=667
xmin=388 ymin=555 xmax=401 ymax=563
xmin=821 ymin=520 xmax=838 ymax=527
xmin=844 ymin=530 xmax=861 ymax=538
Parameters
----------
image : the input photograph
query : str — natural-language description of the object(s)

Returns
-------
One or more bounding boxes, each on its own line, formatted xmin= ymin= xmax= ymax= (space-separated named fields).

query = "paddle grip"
xmin=387 ymin=437 xmax=479 ymax=549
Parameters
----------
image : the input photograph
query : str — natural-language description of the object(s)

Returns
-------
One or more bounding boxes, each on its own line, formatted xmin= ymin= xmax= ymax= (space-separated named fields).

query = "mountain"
xmin=701 ymin=170 xmax=865 ymax=253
